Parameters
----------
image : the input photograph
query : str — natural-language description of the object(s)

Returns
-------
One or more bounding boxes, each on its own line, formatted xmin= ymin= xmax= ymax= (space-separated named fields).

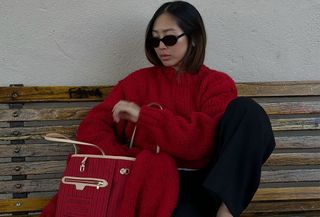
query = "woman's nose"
xmin=158 ymin=41 xmax=167 ymax=49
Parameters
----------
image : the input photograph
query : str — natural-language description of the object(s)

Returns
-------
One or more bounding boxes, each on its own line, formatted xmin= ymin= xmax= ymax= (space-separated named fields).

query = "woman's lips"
xmin=159 ymin=54 xmax=171 ymax=60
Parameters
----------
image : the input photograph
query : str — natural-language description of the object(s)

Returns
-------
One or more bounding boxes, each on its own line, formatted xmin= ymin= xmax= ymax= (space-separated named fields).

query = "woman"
xmin=43 ymin=1 xmax=275 ymax=217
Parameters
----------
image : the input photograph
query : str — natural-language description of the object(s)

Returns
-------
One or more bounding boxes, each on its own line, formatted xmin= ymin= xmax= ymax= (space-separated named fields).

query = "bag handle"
xmin=43 ymin=133 xmax=106 ymax=155
xmin=44 ymin=102 xmax=163 ymax=155
xmin=129 ymin=102 xmax=163 ymax=154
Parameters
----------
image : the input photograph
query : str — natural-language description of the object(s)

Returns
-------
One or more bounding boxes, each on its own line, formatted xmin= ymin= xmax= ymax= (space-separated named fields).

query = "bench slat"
xmin=0 ymin=86 xmax=112 ymax=103
xmin=2 ymin=187 xmax=319 ymax=213
xmin=0 ymin=117 xmax=319 ymax=141
xmin=245 ymin=200 xmax=320 ymax=213
xmin=0 ymin=197 xmax=50 ymax=213
xmin=275 ymin=136 xmax=320 ymax=149
xmin=0 ymin=135 xmax=318 ymax=158
xmin=271 ymin=118 xmax=320 ymax=131
xmin=261 ymin=169 xmax=320 ymax=183
xmin=237 ymin=81 xmax=320 ymax=97
xmin=265 ymin=153 xmax=320 ymax=166
xmin=0 ymin=161 xmax=66 ymax=176
xmin=0 ymin=100 xmax=319 ymax=122
xmin=0 ymin=135 xmax=319 ymax=158
xmin=252 ymin=186 xmax=320 ymax=201
xmin=0 ymin=152 xmax=317 ymax=176
xmin=0 ymin=143 xmax=73 ymax=158
xmin=0 ymin=179 xmax=59 ymax=194
xmin=261 ymin=101 xmax=320 ymax=115
xmin=1 ymin=169 xmax=318 ymax=194
xmin=0 ymin=125 xmax=77 ymax=141
xmin=0 ymin=215 xmax=39 ymax=217
xmin=2 ymin=215 xmax=39 ymax=217
xmin=1 ymin=82 xmax=319 ymax=104
xmin=0 ymin=169 xmax=317 ymax=194
xmin=0 ymin=108 xmax=90 ymax=122
xmin=0 ymin=165 xmax=317 ymax=193
xmin=242 ymin=211 xmax=320 ymax=217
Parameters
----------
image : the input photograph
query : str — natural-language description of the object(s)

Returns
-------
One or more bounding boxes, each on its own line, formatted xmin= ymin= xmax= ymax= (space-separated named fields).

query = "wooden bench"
xmin=0 ymin=81 xmax=319 ymax=216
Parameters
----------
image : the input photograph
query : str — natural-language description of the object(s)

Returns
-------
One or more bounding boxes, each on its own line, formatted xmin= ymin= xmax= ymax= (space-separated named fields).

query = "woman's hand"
xmin=112 ymin=100 xmax=141 ymax=123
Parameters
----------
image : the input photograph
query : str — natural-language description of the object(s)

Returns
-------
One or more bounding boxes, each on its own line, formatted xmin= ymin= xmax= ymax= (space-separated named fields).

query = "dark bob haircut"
xmin=145 ymin=1 xmax=207 ymax=73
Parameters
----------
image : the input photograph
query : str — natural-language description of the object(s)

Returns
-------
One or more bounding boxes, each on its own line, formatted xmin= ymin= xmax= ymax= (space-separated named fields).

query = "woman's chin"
xmin=161 ymin=61 xmax=182 ymax=71
xmin=161 ymin=60 xmax=176 ymax=68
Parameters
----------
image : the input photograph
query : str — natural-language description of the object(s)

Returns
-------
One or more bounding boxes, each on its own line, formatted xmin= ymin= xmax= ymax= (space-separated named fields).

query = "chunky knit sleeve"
xmin=136 ymin=72 xmax=237 ymax=167
xmin=76 ymin=82 xmax=139 ymax=156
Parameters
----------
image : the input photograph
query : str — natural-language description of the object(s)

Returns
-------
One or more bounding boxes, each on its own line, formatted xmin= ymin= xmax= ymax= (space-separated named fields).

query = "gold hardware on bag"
xmin=120 ymin=168 xmax=130 ymax=175
xmin=80 ymin=157 xmax=88 ymax=172
xmin=62 ymin=176 xmax=108 ymax=191
xmin=96 ymin=181 xmax=104 ymax=189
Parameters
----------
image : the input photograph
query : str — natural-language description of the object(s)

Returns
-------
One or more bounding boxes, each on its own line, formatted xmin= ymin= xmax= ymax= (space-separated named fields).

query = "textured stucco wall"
xmin=1 ymin=0 xmax=319 ymax=86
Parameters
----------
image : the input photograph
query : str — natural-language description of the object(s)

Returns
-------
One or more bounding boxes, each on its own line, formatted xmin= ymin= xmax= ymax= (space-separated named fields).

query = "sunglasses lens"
xmin=162 ymin=35 xmax=178 ymax=46
xmin=150 ymin=38 xmax=160 ymax=47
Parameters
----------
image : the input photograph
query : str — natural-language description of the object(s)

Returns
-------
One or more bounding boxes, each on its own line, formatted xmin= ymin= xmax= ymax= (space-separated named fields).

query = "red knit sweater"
xmin=77 ymin=65 xmax=237 ymax=168
xmin=40 ymin=65 xmax=237 ymax=217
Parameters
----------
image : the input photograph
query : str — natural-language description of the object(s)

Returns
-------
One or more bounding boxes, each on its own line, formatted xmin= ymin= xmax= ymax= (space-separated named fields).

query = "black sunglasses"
xmin=149 ymin=33 xmax=185 ymax=48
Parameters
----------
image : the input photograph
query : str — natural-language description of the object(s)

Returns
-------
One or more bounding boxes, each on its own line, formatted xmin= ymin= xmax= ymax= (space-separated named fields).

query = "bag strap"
xmin=129 ymin=102 xmax=163 ymax=154
xmin=44 ymin=102 xmax=163 ymax=155
xmin=43 ymin=133 xmax=106 ymax=155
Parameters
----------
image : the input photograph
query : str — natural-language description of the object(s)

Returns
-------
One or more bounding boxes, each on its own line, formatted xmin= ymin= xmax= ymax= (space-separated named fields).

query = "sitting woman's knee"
xmin=227 ymin=97 xmax=266 ymax=116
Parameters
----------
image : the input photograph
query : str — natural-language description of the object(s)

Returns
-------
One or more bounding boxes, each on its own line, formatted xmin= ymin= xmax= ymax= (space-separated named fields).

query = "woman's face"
xmin=152 ymin=13 xmax=188 ymax=71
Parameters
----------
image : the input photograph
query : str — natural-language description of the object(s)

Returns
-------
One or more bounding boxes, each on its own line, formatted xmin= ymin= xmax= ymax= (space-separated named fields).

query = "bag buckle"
xmin=80 ymin=157 xmax=88 ymax=172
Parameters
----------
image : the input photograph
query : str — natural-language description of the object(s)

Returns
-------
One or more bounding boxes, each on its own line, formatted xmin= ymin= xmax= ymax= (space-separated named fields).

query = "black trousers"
xmin=172 ymin=97 xmax=276 ymax=217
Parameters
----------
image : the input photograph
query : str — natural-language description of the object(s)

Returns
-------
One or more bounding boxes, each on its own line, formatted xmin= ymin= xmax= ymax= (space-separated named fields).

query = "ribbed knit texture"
xmin=76 ymin=65 xmax=237 ymax=168
xmin=40 ymin=65 xmax=237 ymax=217
xmin=119 ymin=150 xmax=179 ymax=217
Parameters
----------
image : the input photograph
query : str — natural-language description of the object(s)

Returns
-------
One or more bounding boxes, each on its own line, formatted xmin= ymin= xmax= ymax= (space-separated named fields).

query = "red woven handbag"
xmin=44 ymin=133 xmax=135 ymax=217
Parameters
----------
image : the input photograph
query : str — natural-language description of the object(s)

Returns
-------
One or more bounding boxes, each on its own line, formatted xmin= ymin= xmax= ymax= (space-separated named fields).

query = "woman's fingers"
xmin=113 ymin=102 xmax=125 ymax=123
xmin=112 ymin=101 xmax=140 ymax=123
xmin=112 ymin=101 xmax=124 ymax=122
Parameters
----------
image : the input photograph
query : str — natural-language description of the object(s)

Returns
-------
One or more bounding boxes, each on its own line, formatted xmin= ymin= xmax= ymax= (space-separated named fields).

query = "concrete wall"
xmin=1 ymin=0 xmax=319 ymax=86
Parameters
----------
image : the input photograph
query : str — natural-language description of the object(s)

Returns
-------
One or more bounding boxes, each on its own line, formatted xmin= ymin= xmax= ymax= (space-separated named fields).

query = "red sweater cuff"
xmin=137 ymin=105 xmax=163 ymax=128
